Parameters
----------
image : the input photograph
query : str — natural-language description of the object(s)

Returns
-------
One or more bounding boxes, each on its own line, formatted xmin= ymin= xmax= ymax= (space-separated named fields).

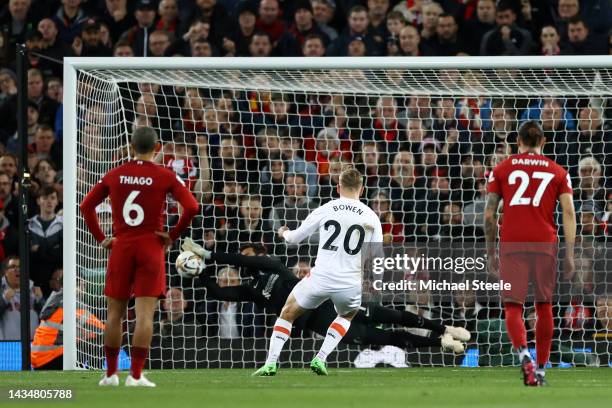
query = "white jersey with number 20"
xmin=283 ymin=197 xmax=383 ymax=289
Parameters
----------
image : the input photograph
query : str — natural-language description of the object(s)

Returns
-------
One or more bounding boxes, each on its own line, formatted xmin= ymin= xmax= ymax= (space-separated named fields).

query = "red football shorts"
xmin=105 ymin=235 xmax=166 ymax=300
xmin=500 ymin=252 xmax=557 ymax=303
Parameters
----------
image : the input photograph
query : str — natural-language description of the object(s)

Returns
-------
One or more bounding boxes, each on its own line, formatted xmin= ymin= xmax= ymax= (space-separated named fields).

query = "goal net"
xmin=64 ymin=57 xmax=612 ymax=370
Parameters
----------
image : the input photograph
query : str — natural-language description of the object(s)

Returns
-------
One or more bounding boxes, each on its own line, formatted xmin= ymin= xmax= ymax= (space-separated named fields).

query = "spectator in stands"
xmin=464 ymin=0 xmax=496 ymax=55
xmin=540 ymin=98 xmax=579 ymax=171
xmin=183 ymin=0 xmax=229 ymax=50
xmin=577 ymin=106 xmax=611 ymax=172
xmin=37 ymin=18 xmax=72 ymax=63
xmin=574 ymin=157 xmax=606 ymax=215
xmin=270 ymin=173 xmax=317 ymax=238
xmin=399 ymin=25 xmax=431 ymax=57
xmin=430 ymin=13 xmax=467 ymax=56
xmin=148 ymin=30 xmax=172 ymax=57
xmin=5 ymin=100 xmax=37 ymax=154
xmin=478 ymin=100 xmax=517 ymax=158
xmin=210 ymin=135 xmax=255 ymax=194
xmin=0 ymin=0 xmax=40 ymax=67
xmin=314 ymin=127 xmax=342 ymax=177
xmin=0 ymin=256 xmax=44 ymax=340
xmin=30 ymin=125 xmax=61 ymax=168
xmin=277 ymin=0 xmax=328 ymax=57
xmin=259 ymin=152 xmax=285 ymax=212
xmin=248 ymin=30 xmax=273 ymax=57
xmin=234 ymin=195 xmax=274 ymax=251
xmin=156 ymin=0 xmax=179 ymax=35
xmin=28 ymin=185 xmax=62 ymax=296
xmin=33 ymin=159 xmax=58 ymax=190
xmin=311 ymin=0 xmax=338 ymax=41
xmin=595 ymin=296 xmax=612 ymax=332
xmin=368 ymin=96 xmax=403 ymax=155
xmin=0 ymin=170 xmax=18 ymax=227
xmin=256 ymin=0 xmax=284 ymax=45
xmin=119 ymin=0 xmax=157 ymax=56
xmin=113 ymin=40 xmax=134 ymax=56
xmin=45 ymin=77 xmax=62 ymax=103
xmin=0 ymin=69 xmax=17 ymax=106
xmin=359 ymin=140 xmax=390 ymax=199
xmin=190 ymin=37 xmax=213 ymax=57
xmin=480 ymin=1 xmax=532 ymax=56
xmin=28 ymin=68 xmax=58 ymax=129
xmin=318 ymin=155 xmax=345 ymax=205
xmin=302 ymin=33 xmax=326 ymax=56
xmin=562 ymin=16 xmax=608 ymax=55
xmin=535 ymin=25 xmax=561 ymax=56
xmin=156 ymin=287 xmax=202 ymax=341
xmin=388 ymin=150 xmax=425 ymax=239
xmin=99 ymin=0 xmax=133 ymax=44
xmin=370 ymin=188 xmax=403 ymax=243
xmin=439 ymin=202 xmax=478 ymax=241
xmin=367 ymin=0 xmax=390 ymax=44
xmin=279 ymin=135 xmax=318 ymax=198
xmin=52 ymin=0 xmax=89 ymax=46
xmin=327 ymin=5 xmax=381 ymax=56
xmin=73 ymin=18 xmax=113 ymax=57
xmin=222 ymin=1 xmax=257 ymax=57
xmin=0 ymin=154 xmax=18 ymax=187
xmin=384 ymin=11 xmax=405 ymax=56
xmin=419 ymin=1 xmax=442 ymax=45
xmin=554 ymin=0 xmax=580 ymax=41
xmin=415 ymin=173 xmax=451 ymax=240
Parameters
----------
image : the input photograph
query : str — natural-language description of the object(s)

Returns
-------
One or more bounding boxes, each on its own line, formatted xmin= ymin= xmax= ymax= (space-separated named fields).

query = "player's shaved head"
xmin=339 ymin=167 xmax=363 ymax=192
xmin=131 ymin=126 xmax=158 ymax=154
xmin=518 ymin=120 xmax=545 ymax=148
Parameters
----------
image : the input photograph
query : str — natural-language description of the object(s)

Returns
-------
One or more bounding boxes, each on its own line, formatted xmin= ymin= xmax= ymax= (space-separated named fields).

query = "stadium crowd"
xmin=0 ymin=0 xmax=611 ymax=368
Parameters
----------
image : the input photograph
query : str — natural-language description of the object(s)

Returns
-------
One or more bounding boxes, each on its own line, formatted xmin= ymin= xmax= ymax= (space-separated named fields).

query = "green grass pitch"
xmin=2 ymin=368 xmax=611 ymax=408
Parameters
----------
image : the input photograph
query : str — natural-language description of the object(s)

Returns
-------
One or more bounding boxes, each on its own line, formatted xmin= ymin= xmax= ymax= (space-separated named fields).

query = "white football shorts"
xmin=291 ymin=276 xmax=361 ymax=316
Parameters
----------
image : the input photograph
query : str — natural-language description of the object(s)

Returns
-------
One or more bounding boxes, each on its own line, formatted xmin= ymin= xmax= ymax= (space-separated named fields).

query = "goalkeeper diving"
xmin=183 ymin=168 xmax=469 ymax=376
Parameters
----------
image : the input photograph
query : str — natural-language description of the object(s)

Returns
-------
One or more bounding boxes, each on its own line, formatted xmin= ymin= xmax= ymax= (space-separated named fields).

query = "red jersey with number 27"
xmin=487 ymin=153 xmax=573 ymax=243
xmin=80 ymin=160 xmax=199 ymax=243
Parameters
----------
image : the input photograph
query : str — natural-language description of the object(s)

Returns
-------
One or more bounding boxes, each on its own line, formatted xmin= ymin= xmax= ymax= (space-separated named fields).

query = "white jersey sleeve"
xmin=282 ymin=206 xmax=326 ymax=244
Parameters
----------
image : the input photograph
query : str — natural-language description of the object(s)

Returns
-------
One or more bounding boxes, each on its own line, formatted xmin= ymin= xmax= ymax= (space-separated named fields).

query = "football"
xmin=175 ymin=250 xmax=205 ymax=279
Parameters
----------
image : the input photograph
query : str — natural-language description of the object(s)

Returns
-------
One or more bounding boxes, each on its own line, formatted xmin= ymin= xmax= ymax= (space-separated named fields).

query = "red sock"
xmin=535 ymin=302 xmax=553 ymax=367
xmin=130 ymin=347 xmax=149 ymax=380
xmin=504 ymin=302 xmax=527 ymax=350
xmin=104 ymin=346 xmax=120 ymax=377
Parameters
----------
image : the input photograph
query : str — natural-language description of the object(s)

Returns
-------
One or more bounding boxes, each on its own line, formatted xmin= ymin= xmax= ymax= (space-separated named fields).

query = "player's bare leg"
xmin=311 ymin=309 xmax=358 ymax=376
xmin=253 ymin=294 xmax=307 ymax=376
xmin=100 ymin=297 xmax=128 ymax=386
xmin=126 ymin=296 xmax=158 ymax=387
xmin=504 ymin=299 xmax=537 ymax=386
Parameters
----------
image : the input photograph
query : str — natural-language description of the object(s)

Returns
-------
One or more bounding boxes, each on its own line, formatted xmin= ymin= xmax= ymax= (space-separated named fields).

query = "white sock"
xmin=316 ymin=317 xmax=351 ymax=362
xmin=264 ymin=318 xmax=292 ymax=365
xmin=518 ymin=347 xmax=531 ymax=362
xmin=536 ymin=368 xmax=545 ymax=376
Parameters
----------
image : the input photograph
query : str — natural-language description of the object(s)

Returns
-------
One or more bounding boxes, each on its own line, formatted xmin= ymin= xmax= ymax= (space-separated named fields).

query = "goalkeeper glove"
xmin=181 ymin=237 xmax=212 ymax=260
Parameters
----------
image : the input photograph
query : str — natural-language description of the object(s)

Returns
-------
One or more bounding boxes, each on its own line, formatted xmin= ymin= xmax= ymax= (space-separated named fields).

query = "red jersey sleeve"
xmin=167 ymin=173 xmax=199 ymax=241
xmin=486 ymin=165 xmax=502 ymax=196
xmin=557 ymin=170 xmax=573 ymax=197
xmin=79 ymin=177 xmax=110 ymax=243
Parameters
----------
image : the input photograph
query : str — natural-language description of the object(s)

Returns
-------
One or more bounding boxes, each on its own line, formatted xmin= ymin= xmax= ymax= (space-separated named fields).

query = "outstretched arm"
xmin=280 ymin=207 xmax=324 ymax=244
xmin=199 ymin=275 xmax=256 ymax=302
xmin=210 ymin=252 xmax=295 ymax=280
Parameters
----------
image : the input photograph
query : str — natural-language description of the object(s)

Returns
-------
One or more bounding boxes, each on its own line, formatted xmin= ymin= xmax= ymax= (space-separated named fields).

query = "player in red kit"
xmin=80 ymin=127 xmax=199 ymax=387
xmin=485 ymin=121 xmax=576 ymax=387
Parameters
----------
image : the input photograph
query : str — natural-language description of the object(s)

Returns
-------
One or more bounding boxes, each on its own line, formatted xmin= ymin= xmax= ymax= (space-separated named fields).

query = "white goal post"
xmin=63 ymin=56 xmax=612 ymax=370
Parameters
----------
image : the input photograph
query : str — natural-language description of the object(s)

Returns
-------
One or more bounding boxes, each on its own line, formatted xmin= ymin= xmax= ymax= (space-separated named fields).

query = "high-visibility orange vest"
xmin=31 ymin=290 xmax=105 ymax=369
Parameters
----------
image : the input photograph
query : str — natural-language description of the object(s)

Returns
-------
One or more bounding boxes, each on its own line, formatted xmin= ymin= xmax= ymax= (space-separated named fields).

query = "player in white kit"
xmin=253 ymin=168 xmax=383 ymax=376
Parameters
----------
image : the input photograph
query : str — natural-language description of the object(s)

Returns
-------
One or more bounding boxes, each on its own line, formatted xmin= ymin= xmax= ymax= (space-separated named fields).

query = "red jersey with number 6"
xmin=80 ymin=160 xmax=199 ymax=243
xmin=487 ymin=152 xmax=573 ymax=243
